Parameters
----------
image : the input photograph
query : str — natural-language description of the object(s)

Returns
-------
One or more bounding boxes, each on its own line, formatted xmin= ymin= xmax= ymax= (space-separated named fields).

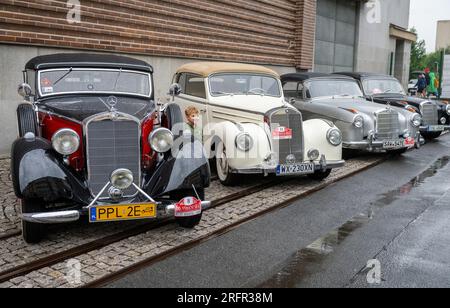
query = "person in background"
xmin=415 ymin=74 xmax=427 ymax=98
xmin=424 ymin=68 xmax=431 ymax=87
xmin=184 ymin=106 xmax=202 ymax=141
xmin=427 ymin=69 xmax=439 ymax=98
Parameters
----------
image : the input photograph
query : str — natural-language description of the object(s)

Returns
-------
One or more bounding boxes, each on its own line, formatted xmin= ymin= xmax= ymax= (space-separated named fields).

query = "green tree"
xmin=409 ymin=28 xmax=427 ymax=76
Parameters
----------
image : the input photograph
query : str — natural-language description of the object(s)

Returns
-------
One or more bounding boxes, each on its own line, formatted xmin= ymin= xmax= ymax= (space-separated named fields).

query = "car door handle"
xmin=199 ymin=109 xmax=207 ymax=113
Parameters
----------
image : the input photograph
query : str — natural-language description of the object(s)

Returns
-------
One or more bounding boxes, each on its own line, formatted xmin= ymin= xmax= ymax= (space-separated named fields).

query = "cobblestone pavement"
xmin=0 ymin=155 xmax=383 ymax=288
xmin=0 ymin=159 xmax=20 ymax=234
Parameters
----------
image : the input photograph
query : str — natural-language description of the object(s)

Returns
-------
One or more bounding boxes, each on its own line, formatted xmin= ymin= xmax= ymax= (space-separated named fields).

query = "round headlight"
xmin=110 ymin=169 xmax=133 ymax=190
xmin=51 ymin=128 xmax=80 ymax=155
xmin=411 ymin=114 xmax=422 ymax=127
xmin=441 ymin=117 xmax=447 ymax=125
xmin=353 ymin=115 xmax=364 ymax=128
xmin=327 ymin=128 xmax=342 ymax=146
xmin=307 ymin=149 xmax=320 ymax=161
xmin=149 ymin=128 xmax=174 ymax=153
xmin=445 ymin=105 xmax=450 ymax=116
xmin=235 ymin=133 xmax=253 ymax=152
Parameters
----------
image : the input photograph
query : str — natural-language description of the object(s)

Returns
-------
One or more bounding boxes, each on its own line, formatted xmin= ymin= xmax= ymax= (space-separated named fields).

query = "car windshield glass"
xmin=209 ymin=74 xmax=281 ymax=97
xmin=363 ymin=78 xmax=406 ymax=95
xmin=39 ymin=69 xmax=151 ymax=97
xmin=305 ymin=79 xmax=364 ymax=98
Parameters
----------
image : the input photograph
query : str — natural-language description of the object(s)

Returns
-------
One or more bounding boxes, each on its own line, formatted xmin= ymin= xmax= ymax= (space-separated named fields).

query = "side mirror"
xmin=169 ymin=83 xmax=182 ymax=97
xmin=289 ymin=98 xmax=296 ymax=104
xmin=18 ymin=83 xmax=32 ymax=98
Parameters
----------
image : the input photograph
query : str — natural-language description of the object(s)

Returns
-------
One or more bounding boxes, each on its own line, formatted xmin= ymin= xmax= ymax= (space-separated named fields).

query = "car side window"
xmin=185 ymin=74 xmax=206 ymax=99
xmin=176 ymin=73 xmax=187 ymax=93
xmin=283 ymin=82 xmax=303 ymax=99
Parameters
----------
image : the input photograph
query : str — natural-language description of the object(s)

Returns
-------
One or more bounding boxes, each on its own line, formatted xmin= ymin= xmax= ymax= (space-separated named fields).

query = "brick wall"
xmin=0 ymin=0 xmax=316 ymax=69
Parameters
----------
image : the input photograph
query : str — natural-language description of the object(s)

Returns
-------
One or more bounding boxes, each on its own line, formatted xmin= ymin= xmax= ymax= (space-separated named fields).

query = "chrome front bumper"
xmin=21 ymin=201 xmax=212 ymax=224
xmin=231 ymin=155 xmax=345 ymax=175
xmin=419 ymin=125 xmax=450 ymax=132
xmin=343 ymin=134 xmax=423 ymax=151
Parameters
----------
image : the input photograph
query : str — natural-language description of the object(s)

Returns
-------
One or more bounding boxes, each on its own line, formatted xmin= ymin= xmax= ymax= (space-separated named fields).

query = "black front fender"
xmin=11 ymin=137 xmax=90 ymax=203
xmin=143 ymin=139 xmax=211 ymax=197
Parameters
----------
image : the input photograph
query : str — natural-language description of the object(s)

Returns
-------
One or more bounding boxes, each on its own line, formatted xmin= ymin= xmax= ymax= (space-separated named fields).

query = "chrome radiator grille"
xmin=376 ymin=109 xmax=400 ymax=140
xmin=421 ymin=103 xmax=438 ymax=126
xmin=270 ymin=108 xmax=303 ymax=164
xmin=86 ymin=117 xmax=140 ymax=198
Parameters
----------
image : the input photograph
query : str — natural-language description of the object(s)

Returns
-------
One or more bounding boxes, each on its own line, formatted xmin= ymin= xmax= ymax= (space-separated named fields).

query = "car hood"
xmin=372 ymin=94 xmax=430 ymax=108
xmin=309 ymin=97 xmax=404 ymax=120
xmin=298 ymin=97 xmax=415 ymax=135
xmin=38 ymin=95 xmax=155 ymax=122
xmin=210 ymin=95 xmax=286 ymax=114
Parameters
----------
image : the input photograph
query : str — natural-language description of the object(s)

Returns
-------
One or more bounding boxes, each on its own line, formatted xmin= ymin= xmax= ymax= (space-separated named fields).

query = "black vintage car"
xmin=12 ymin=53 xmax=211 ymax=243
xmin=337 ymin=72 xmax=450 ymax=140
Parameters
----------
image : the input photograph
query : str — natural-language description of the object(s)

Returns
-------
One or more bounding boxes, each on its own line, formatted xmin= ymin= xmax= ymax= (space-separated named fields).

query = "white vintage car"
xmin=169 ymin=62 xmax=344 ymax=185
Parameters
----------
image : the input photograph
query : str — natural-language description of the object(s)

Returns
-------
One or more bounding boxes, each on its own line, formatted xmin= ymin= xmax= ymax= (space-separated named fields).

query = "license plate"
xmin=276 ymin=163 xmax=315 ymax=176
xmin=383 ymin=140 xmax=403 ymax=149
xmin=89 ymin=203 xmax=156 ymax=223
xmin=428 ymin=125 xmax=445 ymax=132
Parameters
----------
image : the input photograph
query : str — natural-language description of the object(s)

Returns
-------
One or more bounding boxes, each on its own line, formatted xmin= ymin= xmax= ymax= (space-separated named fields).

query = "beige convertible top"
xmin=176 ymin=62 xmax=280 ymax=78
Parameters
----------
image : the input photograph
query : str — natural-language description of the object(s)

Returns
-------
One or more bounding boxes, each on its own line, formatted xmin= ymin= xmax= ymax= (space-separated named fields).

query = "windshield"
xmin=209 ymin=74 xmax=281 ymax=97
xmin=305 ymin=79 xmax=364 ymax=98
xmin=362 ymin=78 xmax=406 ymax=95
xmin=39 ymin=69 xmax=151 ymax=97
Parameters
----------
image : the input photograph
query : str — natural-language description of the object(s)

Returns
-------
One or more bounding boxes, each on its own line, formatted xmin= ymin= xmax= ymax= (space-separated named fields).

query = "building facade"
xmin=0 ymin=0 xmax=413 ymax=154
xmin=436 ymin=20 xmax=450 ymax=51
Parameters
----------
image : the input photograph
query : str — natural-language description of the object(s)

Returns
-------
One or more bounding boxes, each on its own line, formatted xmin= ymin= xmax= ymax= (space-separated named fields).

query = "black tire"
xmin=163 ymin=103 xmax=184 ymax=139
xmin=17 ymin=103 xmax=38 ymax=137
xmin=421 ymin=131 xmax=442 ymax=140
xmin=171 ymin=188 xmax=204 ymax=229
xmin=215 ymin=141 xmax=239 ymax=186
xmin=308 ymin=169 xmax=332 ymax=181
xmin=21 ymin=199 xmax=46 ymax=244
xmin=387 ymin=148 xmax=408 ymax=155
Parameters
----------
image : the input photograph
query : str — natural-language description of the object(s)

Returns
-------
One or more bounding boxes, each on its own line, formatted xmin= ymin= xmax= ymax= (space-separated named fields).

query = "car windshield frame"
xmin=208 ymin=73 xmax=282 ymax=98
xmin=37 ymin=68 xmax=152 ymax=98
xmin=362 ymin=78 xmax=406 ymax=96
xmin=304 ymin=79 xmax=364 ymax=99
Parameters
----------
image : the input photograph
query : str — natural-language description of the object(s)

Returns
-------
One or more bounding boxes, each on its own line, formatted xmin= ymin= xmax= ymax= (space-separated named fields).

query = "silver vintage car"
xmin=281 ymin=73 xmax=422 ymax=154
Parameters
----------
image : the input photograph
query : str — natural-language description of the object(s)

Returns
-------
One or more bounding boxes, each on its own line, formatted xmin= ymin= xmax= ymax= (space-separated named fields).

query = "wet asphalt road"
xmin=109 ymin=133 xmax=450 ymax=288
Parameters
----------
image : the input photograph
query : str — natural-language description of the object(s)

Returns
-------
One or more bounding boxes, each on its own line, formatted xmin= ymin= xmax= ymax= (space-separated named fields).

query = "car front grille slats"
xmin=270 ymin=109 xmax=303 ymax=164
xmin=421 ymin=103 xmax=438 ymax=126
xmin=376 ymin=109 xmax=400 ymax=140
xmin=86 ymin=118 xmax=140 ymax=198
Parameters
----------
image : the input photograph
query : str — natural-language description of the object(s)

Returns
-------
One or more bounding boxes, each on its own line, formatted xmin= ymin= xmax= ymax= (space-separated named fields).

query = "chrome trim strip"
xmin=37 ymin=68 xmax=152 ymax=98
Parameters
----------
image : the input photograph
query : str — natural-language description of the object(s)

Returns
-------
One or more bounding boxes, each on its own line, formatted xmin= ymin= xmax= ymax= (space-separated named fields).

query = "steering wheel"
xmin=248 ymin=88 xmax=267 ymax=94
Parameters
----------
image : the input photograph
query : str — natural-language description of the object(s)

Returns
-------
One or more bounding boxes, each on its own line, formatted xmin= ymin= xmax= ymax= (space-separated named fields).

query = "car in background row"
xmin=12 ymin=54 xmax=211 ymax=243
xmin=169 ymin=62 xmax=345 ymax=186
xmin=281 ymin=73 xmax=421 ymax=154
xmin=408 ymin=79 xmax=418 ymax=96
xmin=337 ymin=72 xmax=450 ymax=140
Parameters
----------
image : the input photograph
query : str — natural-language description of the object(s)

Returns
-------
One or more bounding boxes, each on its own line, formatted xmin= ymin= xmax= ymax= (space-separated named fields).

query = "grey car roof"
xmin=335 ymin=72 xmax=397 ymax=80
xmin=281 ymin=72 xmax=355 ymax=83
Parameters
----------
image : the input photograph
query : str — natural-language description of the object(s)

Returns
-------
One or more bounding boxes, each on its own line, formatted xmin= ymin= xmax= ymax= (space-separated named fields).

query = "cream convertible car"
xmin=168 ymin=62 xmax=345 ymax=185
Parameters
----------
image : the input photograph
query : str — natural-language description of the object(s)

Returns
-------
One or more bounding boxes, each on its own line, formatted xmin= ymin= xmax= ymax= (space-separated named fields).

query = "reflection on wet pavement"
xmin=258 ymin=156 xmax=450 ymax=288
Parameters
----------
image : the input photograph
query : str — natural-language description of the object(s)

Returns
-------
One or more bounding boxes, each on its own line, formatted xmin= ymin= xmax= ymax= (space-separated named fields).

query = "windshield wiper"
xmin=212 ymin=91 xmax=233 ymax=96
xmin=113 ymin=68 xmax=122 ymax=91
xmin=53 ymin=67 xmax=73 ymax=86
